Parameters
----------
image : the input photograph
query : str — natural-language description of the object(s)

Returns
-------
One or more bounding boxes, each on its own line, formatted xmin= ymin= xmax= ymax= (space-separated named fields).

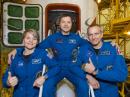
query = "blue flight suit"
xmin=2 ymin=48 xmax=60 ymax=97
xmin=36 ymin=31 xmax=89 ymax=97
xmin=77 ymin=41 xmax=128 ymax=97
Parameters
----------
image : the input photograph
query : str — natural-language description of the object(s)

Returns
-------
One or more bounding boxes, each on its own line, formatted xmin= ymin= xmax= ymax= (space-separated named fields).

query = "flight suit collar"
xmin=58 ymin=31 xmax=73 ymax=37
xmin=17 ymin=48 xmax=37 ymax=60
xmin=87 ymin=40 xmax=105 ymax=55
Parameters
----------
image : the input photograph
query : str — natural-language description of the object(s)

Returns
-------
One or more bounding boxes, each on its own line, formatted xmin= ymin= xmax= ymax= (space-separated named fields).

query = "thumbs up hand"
xmin=84 ymin=58 xmax=95 ymax=74
xmin=7 ymin=72 xmax=18 ymax=87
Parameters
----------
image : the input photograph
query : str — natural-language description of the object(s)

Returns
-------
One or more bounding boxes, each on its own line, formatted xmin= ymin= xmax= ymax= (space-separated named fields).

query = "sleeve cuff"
xmin=92 ymin=68 xmax=99 ymax=76
xmin=44 ymin=74 xmax=48 ymax=79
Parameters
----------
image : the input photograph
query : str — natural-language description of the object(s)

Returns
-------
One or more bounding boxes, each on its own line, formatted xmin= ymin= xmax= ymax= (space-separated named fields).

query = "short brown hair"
xmin=58 ymin=13 xmax=73 ymax=24
xmin=87 ymin=24 xmax=103 ymax=34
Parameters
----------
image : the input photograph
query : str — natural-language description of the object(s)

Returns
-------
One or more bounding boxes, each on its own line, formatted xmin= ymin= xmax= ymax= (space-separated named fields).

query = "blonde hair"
xmin=22 ymin=29 xmax=39 ymax=43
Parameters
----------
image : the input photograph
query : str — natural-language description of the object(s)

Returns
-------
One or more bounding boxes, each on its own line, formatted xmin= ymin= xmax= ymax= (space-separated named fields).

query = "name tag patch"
xmin=32 ymin=58 xmax=41 ymax=64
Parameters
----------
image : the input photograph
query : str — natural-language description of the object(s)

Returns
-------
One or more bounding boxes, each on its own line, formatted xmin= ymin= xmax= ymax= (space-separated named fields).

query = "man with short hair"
xmin=78 ymin=24 xmax=128 ymax=97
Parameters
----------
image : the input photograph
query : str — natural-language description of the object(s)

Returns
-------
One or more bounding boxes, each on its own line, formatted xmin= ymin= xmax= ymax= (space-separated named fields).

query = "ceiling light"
xmin=23 ymin=0 xmax=27 ymax=2
xmin=128 ymin=31 xmax=130 ymax=35
xmin=97 ymin=0 xmax=101 ymax=3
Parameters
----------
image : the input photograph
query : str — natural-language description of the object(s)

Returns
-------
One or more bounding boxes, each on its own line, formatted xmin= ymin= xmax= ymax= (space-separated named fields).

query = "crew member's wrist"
xmin=92 ymin=68 xmax=99 ymax=75
xmin=44 ymin=74 xmax=48 ymax=80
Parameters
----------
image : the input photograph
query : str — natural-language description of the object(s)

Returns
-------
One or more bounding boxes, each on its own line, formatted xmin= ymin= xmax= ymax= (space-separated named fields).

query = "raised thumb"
xmin=8 ymin=72 xmax=12 ymax=78
xmin=89 ymin=57 xmax=92 ymax=63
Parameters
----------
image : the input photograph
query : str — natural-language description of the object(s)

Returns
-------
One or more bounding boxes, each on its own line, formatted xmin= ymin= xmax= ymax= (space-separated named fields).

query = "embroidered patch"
xmin=32 ymin=58 xmax=41 ymax=64
xmin=106 ymin=65 xmax=113 ymax=70
xmin=88 ymin=51 xmax=93 ymax=57
xmin=18 ymin=61 xmax=24 ymax=67
xmin=56 ymin=38 xmax=63 ymax=43
xmin=68 ymin=39 xmax=76 ymax=44
xmin=100 ymin=51 xmax=110 ymax=55
xmin=72 ymin=48 xmax=78 ymax=63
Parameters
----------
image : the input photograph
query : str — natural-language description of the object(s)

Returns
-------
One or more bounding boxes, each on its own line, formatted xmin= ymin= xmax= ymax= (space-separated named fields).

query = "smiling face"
xmin=23 ymin=30 xmax=39 ymax=50
xmin=59 ymin=16 xmax=72 ymax=35
xmin=87 ymin=25 xmax=103 ymax=49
